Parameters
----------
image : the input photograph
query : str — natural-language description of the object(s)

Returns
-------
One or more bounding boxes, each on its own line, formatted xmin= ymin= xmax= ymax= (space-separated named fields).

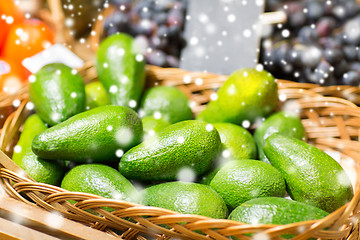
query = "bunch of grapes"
xmin=260 ymin=0 xmax=360 ymax=86
xmin=103 ymin=0 xmax=187 ymax=68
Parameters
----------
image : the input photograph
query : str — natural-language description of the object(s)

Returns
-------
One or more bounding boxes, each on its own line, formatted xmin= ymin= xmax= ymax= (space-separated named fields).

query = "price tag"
xmin=22 ymin=44 xmax=85 ymax=73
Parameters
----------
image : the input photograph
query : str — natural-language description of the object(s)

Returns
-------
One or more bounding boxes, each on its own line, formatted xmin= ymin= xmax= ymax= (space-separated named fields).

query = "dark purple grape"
xmin=157 ymin=25 xmax=169 ymax=37
xmin=332 ymin=5 xmax=347 ymax=20
xmin=131 ymin=19 xmax=156 ymax=36
xmin=324 ymin=48 xmax=343 ymax=65
xmin=149 ymin=35 xmax=168 ymax=49
xmin=103 ymin=10 xmax=130 ymax=35
xmin=344 ymin=1 xmax=360 ymax=18
xmin=304 ymin=60 xmax=334 ymax=85
xmin=273 ymin=42 xmax=291 ymax=66
xmin=349 ymin=62 xmax=360 ymax=73
xmin=289 ymin=11 xmax=306 ymax=28
xmin=153 ymin=12 xmax=168 ymax=25
xmin=342 ymin=70 xmax=360 ymax=86
xmin=167 ymin=9 xmax=184 ymax=26
xmin=133 ymin=0 xmax=154 ymax=13
xmin=301 ymin=45 xmax=322 ymax=68
xmin=316 ymin=17 xmax=336 ymax=37
xmin=305 ymin=1 xmax=325 ymax=21
xmin=168 ymin=25 xmax=181 ymax=38
xmin=343 ymin=15 xmax=360 ymax=45
xmin=298 ymin=26 xmax=318 ymax=44
xmin=146 ymin=50 xmax=167 ymax=66
xmin=172 ymin=1 xmax=186 ymax=12
xmin=343 ymin=45 xmax=359 ymax=61
xmin=334 ymin=60 xmax=349 ymax=78
xmin=139 ymin=9 xmax=153 ymax=19
xmin=319 ymin=37 xmax=342 ymax=49
xmin=288 ymin=48 xmax=303 ymax=67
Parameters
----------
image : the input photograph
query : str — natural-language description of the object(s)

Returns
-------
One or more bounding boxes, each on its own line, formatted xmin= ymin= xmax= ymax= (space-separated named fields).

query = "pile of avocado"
xmin=13 ymin=33 xmax=354 ymax=236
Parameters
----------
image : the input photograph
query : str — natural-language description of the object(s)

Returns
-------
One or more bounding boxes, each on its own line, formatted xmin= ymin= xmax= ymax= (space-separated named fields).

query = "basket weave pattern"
xmin=0 ymin=66 xmax=360 ymax=239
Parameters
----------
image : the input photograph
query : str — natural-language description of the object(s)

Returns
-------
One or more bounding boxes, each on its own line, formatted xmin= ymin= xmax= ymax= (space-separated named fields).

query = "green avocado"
xmin=32 ymin=105 xmax=143 ymax=163
xmin=264 ymin=133 xmax=354 ymax=213
xmin=61 ymin=164 xmax=139 ymax=203
xmin=141 ymin=116 xmax=170 ymax=141
xmin=209 ymin=159 xmax=286 ymax=210
xmin=254 ymin=111 xmax=306 ymax=164
xmin=139 ymin=86 xmax=193 ymax=124
xmin=196 ymin=68 xmax=277 ymax=125
xmin=13 ymin=114 xmax=48 ymax=163
xmin=142 ymin=181 xmax=228 ymax=219
xmin=96 ymin=33 xmax=145 ymax=109
xmin=119 ymin=120 xmax=221 ymax=181
xmin=85 ymin=81 xmax=110 ymax=110
xmin=13 ymin=114 xmax=65 ymax=185
xmin=229 ymin=197 xmax=328 ymax=225
xmin=29 ymin=63 xmax=85 ymax=126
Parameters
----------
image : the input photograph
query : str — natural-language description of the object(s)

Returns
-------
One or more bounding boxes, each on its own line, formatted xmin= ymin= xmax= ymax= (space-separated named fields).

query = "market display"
xmin=0 ymin=0 xmax=359 ymax=239
xmin=7 ymin=32 xmax=353 ymax=232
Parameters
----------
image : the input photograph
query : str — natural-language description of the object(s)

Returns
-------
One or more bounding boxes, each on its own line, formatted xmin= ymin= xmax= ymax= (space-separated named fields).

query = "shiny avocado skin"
xmin=32 ymin=105 xmax=143 ymax=163
xmin=142 ymin=181 xmax=228 ymax=219
xmin=119 ymin=120 xmax=221 ymax=181
xmin=264 ymin=133 xmax=354 ymax=213
xmin=229 ymin=197 xmax=329 ymax=225
xmin=254 ymin=111 xmax=306 ymax=164
xmin=96 ymin=33 xmax=145 ymax=109
xmin=12 ymin=114 xmax=48 ymax=164
xmin=61 ymin=164 xmax=138 ymax=203
xmin=30 ymin=63 xmax=86 ymax=126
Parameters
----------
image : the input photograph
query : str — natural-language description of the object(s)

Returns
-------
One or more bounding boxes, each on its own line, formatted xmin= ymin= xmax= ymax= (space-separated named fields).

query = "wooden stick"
xmin=260 ymin=11 xmax=287 ymax=25
xmin=0 ymin=217 xmax=58 ymax=240
xmin=0 ymin=197 xmax=119 ymax=240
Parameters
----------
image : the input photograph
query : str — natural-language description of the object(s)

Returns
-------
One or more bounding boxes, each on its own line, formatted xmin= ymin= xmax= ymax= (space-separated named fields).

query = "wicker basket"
xmin=0 ymin=64 xmax=360 ymax=239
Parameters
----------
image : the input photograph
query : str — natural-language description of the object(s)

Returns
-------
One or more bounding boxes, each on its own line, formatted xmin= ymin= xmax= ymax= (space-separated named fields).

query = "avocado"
xmin=32 ymin=105 xmax=143 ymax=163
xmin=139 ymin=86 xmax=193 ymax=124
xmin=29 ymin=63 xmax=86 ymax=126
xmin=96 ymin=33 xmax=145 ymax=109
xmin=254 ymin=111 xmax=306 ymax=164
xmin=264 ymin=133 xmax=354 ymax=213
xmin=12 ymin=114 xmax=65 ymax=185
xmin=141 ymin=116 xmax=170 ymax=141
xmin=19 ymin=151 xmax=65 ymax=185
xmin=213 ymin=123 xmax=257 ymax=165
xmin=229 ymin=197 xmax=328 ymax=225
xmin=61 ymin=164 xmax=139 ymax=203
xmin=196 ymin=68 xmax=277 ymax=125
xmin=209 ymin=159 xmax=286 ymax=210
xmin=119 ymin=120 xmax=221 ymax=181
xmin=13 ymin=114 xmax=48 ymax=163
xmin=85 ymin=81 xmax=110 ymax=110
xmin=142 ymin=181 xmax=228 ymax=219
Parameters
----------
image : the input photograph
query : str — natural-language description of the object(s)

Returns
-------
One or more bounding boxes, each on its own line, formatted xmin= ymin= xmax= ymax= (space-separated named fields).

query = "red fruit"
xmin=0 ymin=57 xmax=27 ymax=94
xmin=2 ymin=19 xmax=55 ymax=63
xmin=0 ymin=0 xmax=24 ymax=53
